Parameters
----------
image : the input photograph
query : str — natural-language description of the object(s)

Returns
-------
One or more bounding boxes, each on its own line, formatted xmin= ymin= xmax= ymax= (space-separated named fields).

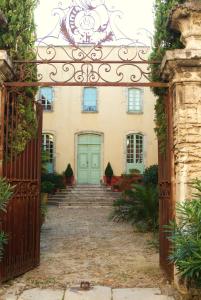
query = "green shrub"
xmin=166 ymin=179 xmax=201 ymax=288
xmin=41 ymin=173 xmax=65 ymax=190
xmin=112 ymin=184 xmax=159 ymax=231
xmin=105 ymin=162 xmax=113 ymax=177
xmin=143 ymin=165 xmax=158 ymax=186
xmin=41 ymin=181 xmax=55 ymax=194
xmin=64 ymin=164 xmax=73 ymax=178
xmin=40 ymin=195 xmax=48 ymax=219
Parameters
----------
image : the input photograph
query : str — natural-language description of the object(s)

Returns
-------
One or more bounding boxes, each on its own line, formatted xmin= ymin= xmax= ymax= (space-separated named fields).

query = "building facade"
xmin=38 ymin=46 xmax=158 ymax=185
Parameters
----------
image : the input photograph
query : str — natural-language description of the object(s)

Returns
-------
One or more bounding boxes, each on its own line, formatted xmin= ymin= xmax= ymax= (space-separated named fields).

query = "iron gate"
xmin=0 ymin=49 xmax=174 ymax=283
xmin=0 ymin=87 xmax=42 ymax=282
xmin=159 ymin=92 xmax=174 ymax=280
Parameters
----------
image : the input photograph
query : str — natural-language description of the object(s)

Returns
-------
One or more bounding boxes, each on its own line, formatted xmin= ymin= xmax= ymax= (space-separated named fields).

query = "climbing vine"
xmin=0 ymin=0 xmax=38 ymax=154
xmin=150 ymin=0 xmax=185 ymax=152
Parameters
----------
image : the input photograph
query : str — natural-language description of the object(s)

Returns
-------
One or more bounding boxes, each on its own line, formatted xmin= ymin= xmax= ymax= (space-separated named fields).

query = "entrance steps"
xmin=48 ymin=185 xmax=121 ymax=207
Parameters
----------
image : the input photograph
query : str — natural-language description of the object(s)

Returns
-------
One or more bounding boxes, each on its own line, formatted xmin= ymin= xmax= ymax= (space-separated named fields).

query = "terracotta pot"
xmin=106 ymin=176 xmax=112 ymax=185
xmin=66 ymin=176 xmax=74 ymax=186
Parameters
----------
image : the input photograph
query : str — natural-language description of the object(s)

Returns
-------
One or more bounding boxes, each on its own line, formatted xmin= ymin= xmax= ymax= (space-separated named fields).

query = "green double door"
xmin=77 ymin=134 xmax=101 ymax=184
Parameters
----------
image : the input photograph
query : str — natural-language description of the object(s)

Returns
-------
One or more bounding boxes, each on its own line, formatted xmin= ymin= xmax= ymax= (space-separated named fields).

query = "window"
xmin=128 ymin=88 xmax=142 ymax=112
xmin=126 ymin=133 xmax=144 ymax=173
xmin=83 ymin=87 xmax=97 ymax=112
xmin=39 ymin=87 xmax=53 ymax=111
xmin=42 ymin=133 xmax=54 ymax=173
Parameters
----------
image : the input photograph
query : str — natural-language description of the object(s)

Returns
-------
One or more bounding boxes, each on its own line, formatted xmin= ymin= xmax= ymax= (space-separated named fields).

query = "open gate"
xmin=0 ymin=87 xmax=42 ymax=282
xmin=159 ymin=92 xmax=174 ymax=280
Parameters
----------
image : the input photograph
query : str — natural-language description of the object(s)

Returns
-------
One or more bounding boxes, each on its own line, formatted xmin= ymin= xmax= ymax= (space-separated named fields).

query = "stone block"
xmin=112 ymin=288 xmax=174 ymax=300
xmin=64 ymin=286 xmax=111 ymax=300
xmin=18 ymin=288 xmax=64 ymax=300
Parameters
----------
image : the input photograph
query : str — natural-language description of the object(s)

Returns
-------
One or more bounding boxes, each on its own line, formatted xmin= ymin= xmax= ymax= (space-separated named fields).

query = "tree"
xmin=149 ymin=0 xmax=185 ymax=152
xmin=0 ymin=0 xmax=38 ymax=61
xmin=0 ymin=0 xmax=39 ymax=153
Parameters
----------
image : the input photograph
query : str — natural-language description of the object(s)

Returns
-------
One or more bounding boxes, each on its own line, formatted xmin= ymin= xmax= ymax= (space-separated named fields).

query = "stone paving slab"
xmin=3 ymin=286 xmax=175 ymax=300
xmin=17 ymin=288 xmax=64 ymax=300
xmin=64 ymin=286 xmax=111 ymax=300
xmin=113 ymin=288 xmax=174 ymax=300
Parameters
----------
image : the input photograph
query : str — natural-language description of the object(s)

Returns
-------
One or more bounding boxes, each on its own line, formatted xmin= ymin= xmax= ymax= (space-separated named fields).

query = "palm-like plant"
xmin=112 ymin=184 xmax=158 ymax=231
xmin=0 ymin=177 xmax=14 ymax=212
xmin=0 ymin=177 xmax=14 ymax=261
xmin=166 ymin=179 xmax=201 ymax=288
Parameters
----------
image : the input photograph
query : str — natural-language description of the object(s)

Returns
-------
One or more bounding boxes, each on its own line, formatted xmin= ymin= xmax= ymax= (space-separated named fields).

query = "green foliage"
xmin=41 ymin=173 xmax=65 ymax=190
xmin=150 ymin=0 xmax=185 ymax=152
xmin=166 ymin=179 xmax=201 ymax=288
xmin=64 ymin=164 xmax=74 ymax=178
xmin=0 ymin=0 xmax=38 ymax=154
xmin=40 ymin=195 xmax=48 ymax=219
xmin=0 ymin=232 xmax=8 ymax=261
xmin=105 ymin=162 xmax=113 ymax=177
xmin=0 ymin=177 xmax=14 ymax=261
xmin=112 ymin=184 xmax=159 ymax=232
xmin=0 ymin=0 xmax=38 ymax=61
xmin=41 ymin=181 xmax=55 ymax=194
xmin=0 ymin=177 xmax=14 ymax=212
xmin=143 ymin=165 xmax=158 ymax=186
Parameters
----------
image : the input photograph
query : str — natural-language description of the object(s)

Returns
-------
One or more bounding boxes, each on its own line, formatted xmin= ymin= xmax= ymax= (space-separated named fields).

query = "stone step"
xmin=64 ymin=188 xmax=111 ymax=192
xmin=47 ymin=185 xmax=121 ymax=207
xmin=48 ymin=201 xmax=114 ymax=207
xmin=48 ymin=198 xmax=116 ymax=202
xmin=48 ymin=194 xmax=121 ymax=199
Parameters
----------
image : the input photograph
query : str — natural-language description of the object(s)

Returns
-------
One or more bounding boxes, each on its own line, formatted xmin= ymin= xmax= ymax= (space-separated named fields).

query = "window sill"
xmin=43 ymin=109 xmax=54 ymax=113
xmin=127 ymin=111 xmax=143 ymax=115
xmin=82 ymin=111 xmax=98 ymax=114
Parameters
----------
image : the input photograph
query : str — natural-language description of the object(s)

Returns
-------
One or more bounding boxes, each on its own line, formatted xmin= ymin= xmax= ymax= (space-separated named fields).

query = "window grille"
xmin=127 ymin=134 xmax=143 ymax=164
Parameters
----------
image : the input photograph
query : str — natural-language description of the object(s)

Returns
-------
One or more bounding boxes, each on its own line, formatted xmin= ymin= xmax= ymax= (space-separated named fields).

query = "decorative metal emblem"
xmin=37 ymin=0 xmax=153 ymax=47
xmin=61 ymin=0 xmax=114 ymax=45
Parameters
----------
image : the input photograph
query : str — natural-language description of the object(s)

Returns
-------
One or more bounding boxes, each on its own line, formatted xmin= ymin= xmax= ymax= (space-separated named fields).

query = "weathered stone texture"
xmin=172 ymin=83 xmax=201 ymax=193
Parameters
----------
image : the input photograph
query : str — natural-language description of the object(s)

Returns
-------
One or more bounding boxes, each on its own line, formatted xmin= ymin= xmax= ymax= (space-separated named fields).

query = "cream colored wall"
xmin=39 ymin=46 xmax=158 ymax=178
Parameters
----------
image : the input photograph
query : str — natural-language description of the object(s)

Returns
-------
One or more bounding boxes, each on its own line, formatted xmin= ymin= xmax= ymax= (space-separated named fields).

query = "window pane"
xmin=40 ymin=87 xmax=53 ymax=111
xmin=127 ymin=134 xmax=144 ymax=164
xmin=83 ymin=88 xmax=97 ymax=111
xmin=128 ymin=89 xmax=142 ymax=112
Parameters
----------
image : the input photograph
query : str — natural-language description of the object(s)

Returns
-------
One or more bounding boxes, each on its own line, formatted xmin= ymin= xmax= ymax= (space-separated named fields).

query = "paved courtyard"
xmin=1 ymin=206 xmax=174 ymax=299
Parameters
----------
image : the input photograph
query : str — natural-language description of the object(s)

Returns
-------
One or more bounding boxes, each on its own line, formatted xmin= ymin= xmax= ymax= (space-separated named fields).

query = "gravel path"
xmin=4 ymin=206 xmax=166 ymax=290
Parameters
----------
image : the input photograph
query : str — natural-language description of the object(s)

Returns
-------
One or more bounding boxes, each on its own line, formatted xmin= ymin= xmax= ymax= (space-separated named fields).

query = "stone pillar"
xmin=0 ymin=50 xmax=13 ymax=176
xmin=161 ymin=1 xmax=201 ymax=205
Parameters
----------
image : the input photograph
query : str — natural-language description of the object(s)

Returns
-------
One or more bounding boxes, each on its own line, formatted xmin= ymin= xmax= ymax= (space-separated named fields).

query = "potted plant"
xmin=105 ymin=162 xmax=113 ymax=185
xmin=64 ymin=163 xmax=74 ymax=186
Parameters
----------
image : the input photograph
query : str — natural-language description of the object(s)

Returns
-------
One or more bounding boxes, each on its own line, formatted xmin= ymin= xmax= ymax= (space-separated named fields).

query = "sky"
xmin=35 ymin=0 xmax=155 ymax=45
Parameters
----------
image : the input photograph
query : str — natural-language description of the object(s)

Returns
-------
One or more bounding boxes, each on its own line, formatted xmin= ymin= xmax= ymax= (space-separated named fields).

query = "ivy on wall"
xmin=149 ymin=0 xmax=185 ymax=152
xmin=0 ymin=0 xmax=38 ymax=154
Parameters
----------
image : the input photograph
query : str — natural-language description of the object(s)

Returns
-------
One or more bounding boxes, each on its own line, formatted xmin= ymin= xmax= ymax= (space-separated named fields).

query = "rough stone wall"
xmin=173 ymin=82 xmax=201 ymax=200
